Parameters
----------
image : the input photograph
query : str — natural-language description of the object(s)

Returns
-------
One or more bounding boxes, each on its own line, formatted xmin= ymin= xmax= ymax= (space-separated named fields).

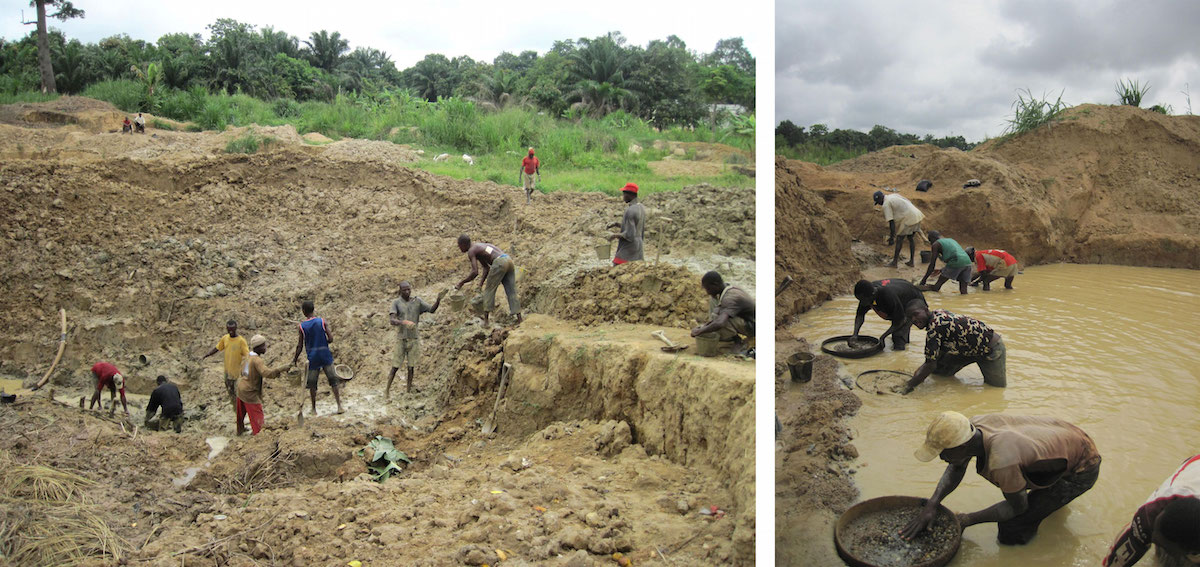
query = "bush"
xmin=224 ymin=131 xmax=275 ymax=154
xmin=1116 ymin=79 xmax=1150 ymax=107
xmin=272 ymin=98 xmax=301 ymax=118
xmin=82 ymin=80 xmax=143 ymax=113
xmin=1004 ymin=88 xmax=1068 ymax=136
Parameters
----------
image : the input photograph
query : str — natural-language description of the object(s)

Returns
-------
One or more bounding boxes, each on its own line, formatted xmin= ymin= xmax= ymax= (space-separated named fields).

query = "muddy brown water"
xmin=786 ymin=264 xmax=1200 ymax=566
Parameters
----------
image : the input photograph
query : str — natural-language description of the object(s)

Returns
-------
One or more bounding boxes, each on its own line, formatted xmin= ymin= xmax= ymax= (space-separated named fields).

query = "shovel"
xmin=775 ymin=275 xmax=794 ymax=297
xmin=652 ymin=330 xmax=689 ymax=353
xmin=481 ymin=362 xmax=512 ymax=435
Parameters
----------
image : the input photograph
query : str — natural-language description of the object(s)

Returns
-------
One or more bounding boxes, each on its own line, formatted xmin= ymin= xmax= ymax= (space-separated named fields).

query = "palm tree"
xmin=565 ymin=35 xmax=641 ymax=116
xmin=304 ymin=30 xmax=349 ymax=72
xmin=52 ymin=39 xmax=87 ymax=93
xmin=130 ymin=61 xmax=162 ymax=97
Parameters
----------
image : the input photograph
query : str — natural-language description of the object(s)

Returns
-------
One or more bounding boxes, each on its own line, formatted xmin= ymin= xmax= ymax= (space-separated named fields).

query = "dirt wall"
xmin=504 ymin=315 xmax=756 ymax=563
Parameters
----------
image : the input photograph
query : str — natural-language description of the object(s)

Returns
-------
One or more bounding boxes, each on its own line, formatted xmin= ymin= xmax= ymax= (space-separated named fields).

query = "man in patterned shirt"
xmin=898 ymin=299 xmax=1007 ymax=394
xmin=1103 ymin=455 xmax=1200 ymax=566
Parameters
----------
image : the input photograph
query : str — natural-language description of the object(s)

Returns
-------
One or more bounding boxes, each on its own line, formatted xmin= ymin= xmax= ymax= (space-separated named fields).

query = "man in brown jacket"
xmin=236 ymin=334 xmax=292 ymax=436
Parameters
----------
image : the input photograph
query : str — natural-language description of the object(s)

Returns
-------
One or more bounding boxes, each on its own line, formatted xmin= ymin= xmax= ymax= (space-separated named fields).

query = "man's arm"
xmin=920 ymin=242 xmax=941 ymax=285
xmin=389 ymin=307 xmax=403 ymax=327
xmin=692 ymin=311 xmax=730 ymax=337
xmin=959 ymin=490 xmax=1029 ymax=528
xmin=200 ymin=346 xmax=218 ymax=360
xmin=888 ymin=219 xmax=896 ymax=244
xmin=1102 ymin=508 xmax=1154 ymax=567
xmin=852 ymin=301 xmax=870 ymax=338
xmin=323 ymin=320 xmax=333 ymax=344
xmin=145 ymin=389 xmax=160 ymax=418
xmin=900 ymin=462 xmax=969 ymax=539
xmin=456 ymin=251 xmax=481 ymax=289
xmin=292 ymin=326 xmax=304 ymax=365
xmin=430 ymin=291 xmax=446 ymax=313
xmin=879 ymin=317 xmax=905 ymax=343
xmin=900 ymin=359 xmax=936 ymax=394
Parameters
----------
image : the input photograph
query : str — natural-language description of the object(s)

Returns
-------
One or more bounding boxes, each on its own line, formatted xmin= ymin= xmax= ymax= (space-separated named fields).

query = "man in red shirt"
xmin=967 ymin=248 xmax=1019 ymax=290
xmin=88 ymin=361 xmax=130 ymax=417
xmin=518 ymin=147 xmax=540 ymax=204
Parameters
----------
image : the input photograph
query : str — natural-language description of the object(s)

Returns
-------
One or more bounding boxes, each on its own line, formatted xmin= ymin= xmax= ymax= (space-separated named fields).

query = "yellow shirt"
xmin=216 ymin=334 xmax=249 ymax=381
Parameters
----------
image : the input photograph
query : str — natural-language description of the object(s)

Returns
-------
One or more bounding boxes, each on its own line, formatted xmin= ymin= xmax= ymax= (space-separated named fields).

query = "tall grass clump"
xmin=224 ymin=130 xmax=275 ymax=154
xmin=81 ymin=80 xmax=144 ymax=113
xmin=0 ymin=91 xmax=60 ymax=105
xmin=1003 ymin=88 xmax=1068 ymax=136
xmin=1115 ymin=79 xmax=1150 ymax=107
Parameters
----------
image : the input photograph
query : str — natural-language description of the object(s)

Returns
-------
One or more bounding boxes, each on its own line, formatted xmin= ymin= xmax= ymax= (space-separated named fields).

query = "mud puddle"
xmin=786 ymin=264 xmax=1200 ymax=565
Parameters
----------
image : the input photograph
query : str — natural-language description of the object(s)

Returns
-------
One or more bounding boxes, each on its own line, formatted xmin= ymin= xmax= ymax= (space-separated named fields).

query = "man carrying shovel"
xmin=606 ymin=182 xmax=646 ymax=265
xmin=386 ymin=281 xmax=446 ymax=399
xmin=292 ymin=300 xmax=345 ymax=416
xmin=455 ymin=234 xmax=522 ymax=326
xmin=518 ymin=147 xmax=540 ymax=204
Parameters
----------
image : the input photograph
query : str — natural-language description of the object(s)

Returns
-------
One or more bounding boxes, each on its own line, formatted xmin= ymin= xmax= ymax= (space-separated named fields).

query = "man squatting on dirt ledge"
xmin=902 ymin=411 xmax=1101 ymax=546
xmin=691 ymin=271 xmax=756 ymax=356
xmin=455 ymin=234 xmax=523 ymax=326
xmin=606 ymin=182 xmax=645 ymax=265
xmin=386 ymin=281 xmax=447 ymax=399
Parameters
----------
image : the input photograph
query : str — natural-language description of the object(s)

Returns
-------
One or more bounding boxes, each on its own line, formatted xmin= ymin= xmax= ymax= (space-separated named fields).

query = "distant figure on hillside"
xmin=519 ymin=147 xmax=540 ymax=203
xmin=850 ymin=278 xmax=925 ymax=351
xmin=145 ymin=375 xmax=183 ymax=433
xmin=88 ymin=361 xmax=129 ymax=417
xmin=292 ymin=300 xmax=345 ymax=416
xmin=386 ymin=281 xmax=445 ymax=399
xmin=238 ymin=334 xmax=290 ymax=435
xmin=902 ymin=411 xmax=1101 ymax=546
xmin=691 ymin=271 xmax=756 ymax=356
xmin=874 ymin=190 xmax=925 ymax=267
xmin=134 ymin=113 xmax=146 ymax=133
xmin=607 ymin=182 xmax=645 ymax=265
xmin=200 ymin=320 xmax=249 ymax=416
xmin=898 ymin=300 xmax=1006 ymax=394
xmin=1103 ymin=455 xmax=1200 ymax=566
xmin=967 ymin=248 xmax=1019 ymax=291
xmin=919 ymin=231 xmax=972 ymax=295
xmin=122 ymin=116 xmax=132 ymax=134
xmin=455 ymin=234 xmax=523 ymax=326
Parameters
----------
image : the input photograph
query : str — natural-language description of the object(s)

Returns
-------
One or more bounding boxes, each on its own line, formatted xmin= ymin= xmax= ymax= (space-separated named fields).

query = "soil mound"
xmin=786 ymin=104 xmax=1200 ymax=274
xmin=543 ymin=262 xmax=708 ymax=327
xmin=775 ymin=157 xmax=859 ymax=326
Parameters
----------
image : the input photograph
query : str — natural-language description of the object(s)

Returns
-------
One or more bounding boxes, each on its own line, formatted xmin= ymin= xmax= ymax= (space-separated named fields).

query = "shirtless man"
xmin=455 ymin=234 xmax=522 ymax=326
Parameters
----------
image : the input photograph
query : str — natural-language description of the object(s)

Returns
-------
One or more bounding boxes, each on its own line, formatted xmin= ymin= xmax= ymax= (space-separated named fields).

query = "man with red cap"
xmin=88 ymin=361 xmax=130 ymax=417
xmin=519 ymin=147 xmax=540 ymax=204
xmin=607 ymin=182 xmax=646 ymax=265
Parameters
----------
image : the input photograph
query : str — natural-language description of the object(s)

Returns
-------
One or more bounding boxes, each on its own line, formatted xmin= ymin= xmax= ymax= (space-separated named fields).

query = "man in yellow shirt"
xmin=200 ymin=319 xmax=249 ymax=413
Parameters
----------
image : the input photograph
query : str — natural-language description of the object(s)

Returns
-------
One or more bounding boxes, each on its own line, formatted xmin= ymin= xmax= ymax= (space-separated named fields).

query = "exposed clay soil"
xmin=775 ymin=104 xmax=1200 ymax=566
xmin=0 ymin=98 xmax=755 ymax=566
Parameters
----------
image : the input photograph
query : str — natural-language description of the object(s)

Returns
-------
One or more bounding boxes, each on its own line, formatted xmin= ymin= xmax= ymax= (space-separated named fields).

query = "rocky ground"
xmin=0 ymin=98 xmax=756 ymax=566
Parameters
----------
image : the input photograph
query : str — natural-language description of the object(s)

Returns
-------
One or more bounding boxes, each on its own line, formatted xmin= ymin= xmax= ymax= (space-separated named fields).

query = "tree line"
xmin=776 ymin=120 xmax=974 ymax=153
xmin=1 ymin=8 xmax=755 ymax=128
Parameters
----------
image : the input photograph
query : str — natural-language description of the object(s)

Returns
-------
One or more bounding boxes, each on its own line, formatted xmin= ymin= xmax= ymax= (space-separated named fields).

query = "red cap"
xmin=621 ymin=182 xmax=638 ymax=194
xmin=528 ymin=147 xmax=535 ymax=155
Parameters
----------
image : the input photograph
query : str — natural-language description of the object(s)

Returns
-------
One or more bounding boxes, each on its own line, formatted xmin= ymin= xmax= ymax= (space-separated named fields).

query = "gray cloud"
xmin=777 ymin=0 xmax=1200 ymax=141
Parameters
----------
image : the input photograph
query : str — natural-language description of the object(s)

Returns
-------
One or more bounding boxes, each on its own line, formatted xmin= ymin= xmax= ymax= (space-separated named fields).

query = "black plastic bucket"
xmin=788 ymin=352 xmax=814 ymax=382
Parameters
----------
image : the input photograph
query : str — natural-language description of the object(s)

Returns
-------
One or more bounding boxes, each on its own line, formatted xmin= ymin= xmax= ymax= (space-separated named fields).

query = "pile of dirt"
xmin=775 ymin=157 xmax=860 ymax=326
xmin=775 ymin=336 xmax=862 ymax=566
xmin=539 ymin=262 xmax=709 ymax=328
xmin=788 ymin=104 xmax=1200 ymax=270
xmin=647 ymin=141 xmax=754 ymax=177
xmin=319 ymin=138 xmax=421 ymax=164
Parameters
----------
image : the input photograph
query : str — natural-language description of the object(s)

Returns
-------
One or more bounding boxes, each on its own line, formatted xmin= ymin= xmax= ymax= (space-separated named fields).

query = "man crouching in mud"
xmin=691 ymin=271 xmax=755 ymax=356
xmin=455 ymin=234 xmax=522 ymax=326
xmin=902 ymin=411 xmax=1101 ymax=546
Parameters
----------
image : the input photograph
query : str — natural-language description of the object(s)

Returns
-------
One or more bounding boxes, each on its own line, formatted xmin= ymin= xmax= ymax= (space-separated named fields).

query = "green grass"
xmin=1002 ymin=88 xmax=1068 ymax=137
xmin=776 ymin=142 xmax=866 ymax=165
xmin=224 ymin=130 xmax=275 ymax=154
xmin=150 ymin=119 xmax=175 ymax=131
xmin=7 ymin=85 xmax=754 ymax=193
xmin=0 ymin=92 xmax=60 ymax=105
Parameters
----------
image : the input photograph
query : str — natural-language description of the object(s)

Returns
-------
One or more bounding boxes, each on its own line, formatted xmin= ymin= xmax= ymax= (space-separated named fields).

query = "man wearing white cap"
xmin=901 ymin=411 xmax=1101 ymax=546
xmin=88 ymin=361 xmax=129 ymax=417
xmin=236 ymin=334 xmax=291 ymax=435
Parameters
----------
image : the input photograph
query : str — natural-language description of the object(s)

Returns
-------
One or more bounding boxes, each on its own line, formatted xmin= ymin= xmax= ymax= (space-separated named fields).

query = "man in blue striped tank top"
xmin=292 ymin=300 xmax=345 ymax=416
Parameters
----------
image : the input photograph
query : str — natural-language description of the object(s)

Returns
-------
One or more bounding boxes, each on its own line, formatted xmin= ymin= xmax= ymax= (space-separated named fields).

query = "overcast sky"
xmin=2 ymin=0 xmax=764 ymax=69
xmin=777 ymin=0 xmax=1200 ymax=142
